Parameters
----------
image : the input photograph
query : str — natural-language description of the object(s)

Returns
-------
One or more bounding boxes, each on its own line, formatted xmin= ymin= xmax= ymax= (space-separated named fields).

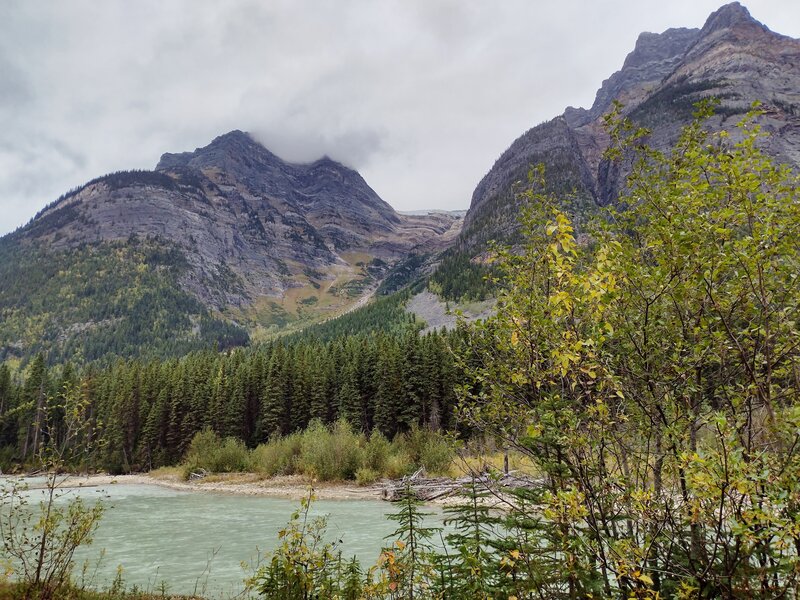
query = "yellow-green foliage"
xmin=363 ymin=430 xmax=391 ymax=472
xmin=456 ymin=103 xmax=800 ymax=596
xmin=394 ymin=425 xmax=455 ymax=475
xmin=383 ymin=452 xmax=414 ymax=479
xmin=182 ymin=429 xmax=249 ymax=477
xmin=354 ymin=467 xmax=380 ymax=486
xmin=249 ymin=433 xmax=302 ymax=476
xmin=298 ymin=420 xmax=365 ymax=481
xmin=181 ymin=421 xmax=455 ymax=482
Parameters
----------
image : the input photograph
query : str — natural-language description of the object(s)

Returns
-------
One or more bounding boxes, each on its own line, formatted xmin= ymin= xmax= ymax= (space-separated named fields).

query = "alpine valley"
xmin=4 ymin=3 xmax=800 ymax=598
xmin=2 ymin=1 xmax=798 ymax=365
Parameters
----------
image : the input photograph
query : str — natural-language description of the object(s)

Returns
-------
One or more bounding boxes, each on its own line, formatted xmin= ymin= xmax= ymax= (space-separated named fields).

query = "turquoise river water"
xmin=2 ymin=478 xmax=444 ymax=598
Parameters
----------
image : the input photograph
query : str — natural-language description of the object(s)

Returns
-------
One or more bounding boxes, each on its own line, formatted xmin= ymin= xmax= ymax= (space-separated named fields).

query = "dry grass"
xmin=148 ymin=465 xmax=183 ymax=481
xmin=0 ymin=582 xmax=201 ymax=600
xmin=450 ymin=451 xmax=538 ymax=477
xmin=196 ymin=472 xmax=265 ymax=485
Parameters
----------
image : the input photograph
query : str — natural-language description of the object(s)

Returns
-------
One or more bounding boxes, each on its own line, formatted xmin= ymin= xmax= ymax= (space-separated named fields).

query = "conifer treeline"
xmin=0 ymin=330 xmax=460 ymax=473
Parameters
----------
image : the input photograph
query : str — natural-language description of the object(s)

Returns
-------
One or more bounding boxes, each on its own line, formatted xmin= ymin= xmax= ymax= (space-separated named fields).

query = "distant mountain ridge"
xmin=460 ymin=2 xmax=800 ymax=249
xmin=0 ymin=132 xmax=461 ymax=362
xmin=25 ymin=130 xmax=459 ymax=307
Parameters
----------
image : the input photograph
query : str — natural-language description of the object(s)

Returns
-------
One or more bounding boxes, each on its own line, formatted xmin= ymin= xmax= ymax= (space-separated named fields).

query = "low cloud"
xmin=251 ymin=126 xmax=385 ymax=168
xmin=0 ymin=0 xmax=798 ymax=234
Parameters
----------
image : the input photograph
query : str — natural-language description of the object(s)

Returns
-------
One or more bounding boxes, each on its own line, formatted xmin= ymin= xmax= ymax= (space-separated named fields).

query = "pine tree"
xmin=399 ymin=333 xmax=425 ymax=431
xmin=436 ymin=479 xmax=499 ymax=597
xmin=289 ymin=345 xmax=311 ymax=432
xmin=18 ymin=353 xmax=48 ymax=461
xmin=244 ymin=351 xmax=267 ymax=445
xmin=0 ymin=363 xmax=17 ymax=449
xmin=337 ymin=364 xmax=363 ymax=430
xmin=383 ymin=485 xmax=442 ymax=599
xmin=355 ymin=339 xmax=378 ymax=432
xmin=373 ymin=340 xmax=401 ymax=438
xmin=258 ymin=345 xmax=290 ymax=439
xmin=307 ymin=352 xmax=330 ymax=425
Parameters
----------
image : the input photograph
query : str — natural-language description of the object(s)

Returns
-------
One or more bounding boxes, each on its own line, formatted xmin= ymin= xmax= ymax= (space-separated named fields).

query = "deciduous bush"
xmin=299 ymin=420 xmax=365 ymax=481
xmin=354 ymin=467 xmax=380 ymax=486
xmin=249 ymin=433 xmax=302 ymax=476
xmin=395 ymin=426 xmax=454 ymax=475
xmin=363 ymin=430 xmax=391 ymax=472
xmin=456 ymin=102 xmax=800 ymax=597
xmin=179 ymin=421 xmax=456 ymax=483
xmin=182 ymin=428 xmax=249 ymax=476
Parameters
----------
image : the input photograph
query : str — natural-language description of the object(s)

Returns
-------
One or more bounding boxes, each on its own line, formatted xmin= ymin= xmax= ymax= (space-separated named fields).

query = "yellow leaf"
xmin=638 ymin=573 xmax=654 ymax=586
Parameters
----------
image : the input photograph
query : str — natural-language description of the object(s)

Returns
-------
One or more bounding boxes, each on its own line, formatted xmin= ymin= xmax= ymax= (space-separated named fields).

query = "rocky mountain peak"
xmin=566 ymin=26 xmax=700 ymax=126
xmin=465 ymin=2 xmax=800 ymax=251
xmin=623 ymin=28 xmax=700 ymax=71
xmin=156 ymin=129 xmax=281 ymax=173
xmin=309 ymin=155 xmax=348 ymax=172
xmin=206 ymin=129 xmax=258 ymax=151
xmin=4 ymin=123 xmax=464 ymax=356
xmin=699 ymin=2 xmax=766 ymax=36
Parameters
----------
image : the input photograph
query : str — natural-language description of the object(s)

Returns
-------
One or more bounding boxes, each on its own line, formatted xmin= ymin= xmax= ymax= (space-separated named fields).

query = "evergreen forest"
xmin=0 ymin=329 xmax=459 ymax=474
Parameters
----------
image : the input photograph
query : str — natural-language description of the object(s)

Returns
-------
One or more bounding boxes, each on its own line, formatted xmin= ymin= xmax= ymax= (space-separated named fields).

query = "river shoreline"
xmin=5 ymin=471 xmax=522 ymax=507
xmin=11 ymin=472 xmax=386 ymax=501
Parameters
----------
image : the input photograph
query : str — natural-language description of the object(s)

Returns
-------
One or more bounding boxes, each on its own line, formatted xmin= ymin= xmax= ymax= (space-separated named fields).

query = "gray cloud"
xmin=0 ymin=55 xmax=31 ymax=109
xmin=1 ymin=0 xmax=798 ymax=235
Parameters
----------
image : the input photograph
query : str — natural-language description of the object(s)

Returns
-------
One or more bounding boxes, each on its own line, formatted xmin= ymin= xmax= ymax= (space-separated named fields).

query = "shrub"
xmin=394 ymin=426 xmax=454 ymax=475
xmin=355 ymin=467 xmax=380 ymax=486
xmin=299 ymin=420 xmax=365 ymax=481
xmin=418 ymin=435 xmax=454 ymax=475
xmin=179 ymin=423 xmax=455 ymax=482
xmin=182 ymin=428 xmax=220 ymax=476
xmin=384 ymin=451 xmax=414 ymax=479
xmin=182 ymin=428 xmax=249 ymax=476
xmin=364 ymin=431 xmax=391 ymax=472
xmin=248 ymin=491 xmax=364 ymax=598
xmin=250 ymin=433 xmax=302 ymax=476
xmin=213 ymin=437 xmax=250 ymax=473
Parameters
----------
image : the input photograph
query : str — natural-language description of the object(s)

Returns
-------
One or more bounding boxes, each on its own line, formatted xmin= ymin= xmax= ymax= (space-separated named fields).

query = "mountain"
xmin=459 ymin=2 xmax=800 ymax=250
xmin=5 ymin=2 xmax=796 ymax=362
xmin=0 ymin=132 xmax=461 ymax=363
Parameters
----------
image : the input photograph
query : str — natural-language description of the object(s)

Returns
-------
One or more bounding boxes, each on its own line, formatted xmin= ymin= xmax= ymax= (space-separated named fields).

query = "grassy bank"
xmin=0 ymin=582 xmax=201 ymax=600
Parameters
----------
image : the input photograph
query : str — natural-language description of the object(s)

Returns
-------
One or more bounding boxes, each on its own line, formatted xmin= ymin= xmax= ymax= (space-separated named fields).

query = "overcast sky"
xmin=1 ymin=1 xmax=798 ymax=235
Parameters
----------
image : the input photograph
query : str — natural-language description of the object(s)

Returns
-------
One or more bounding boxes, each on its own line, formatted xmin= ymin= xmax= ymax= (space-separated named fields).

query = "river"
xmin=2 ymin=478 xmax=444 ymax=598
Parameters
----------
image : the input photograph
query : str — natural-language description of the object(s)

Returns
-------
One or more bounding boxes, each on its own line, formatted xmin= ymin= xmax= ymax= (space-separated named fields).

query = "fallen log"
xmin=381 ymin=471 xmax=543 ymax=502
xmin=189 ymin=469 xmax=208 ymax=481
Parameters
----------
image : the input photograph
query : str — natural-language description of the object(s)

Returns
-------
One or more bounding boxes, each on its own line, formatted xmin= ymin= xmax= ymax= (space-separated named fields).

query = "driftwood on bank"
xmin=189 ymin=468 xmax=208 ymax=481
xmin=381 ymin=469 xmax=542 ymax=502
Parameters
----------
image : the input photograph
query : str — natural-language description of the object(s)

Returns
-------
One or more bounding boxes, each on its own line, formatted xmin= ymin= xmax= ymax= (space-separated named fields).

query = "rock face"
xmin=462 ymin=2 xmax=800 ymax=249
xmin=8 ymin=132 xmax=462 ymax=326
xmin=564 ymin=27 xmax=701 ymax=129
